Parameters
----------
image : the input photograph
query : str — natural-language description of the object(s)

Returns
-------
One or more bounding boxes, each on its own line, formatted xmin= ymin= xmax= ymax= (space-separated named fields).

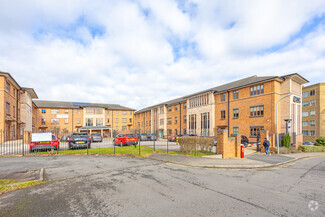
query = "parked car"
xmin=68 ymin=133 xmax=91 ymax=149
xmin=168 ymin=135 xmax=182 ymax=142
xmin=139 ymin=133 xmax=149 ymax=141
xmin=61 ymin=135 xmax=70 ymax=142
xmin=114 ymin=133 xmax=138 ymax=146
xmin=303 ymin=141 xmax=314 ymax=146
xmin=147 ymin=133 xmax=157 ymax=141
xmin=91 ymin=133 xmax=103 ymax=143
xmin=30 ymin=134 xmax=59 ymax=152
xmin=241 ymin=135 xmax=249 ymax=146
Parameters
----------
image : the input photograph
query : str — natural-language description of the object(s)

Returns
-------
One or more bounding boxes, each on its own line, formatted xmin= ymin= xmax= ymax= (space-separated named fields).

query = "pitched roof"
xmin=0 ymin=71 xmax=22 ymax=89
xmin=33 ymin=100 xmax=135 ymax=110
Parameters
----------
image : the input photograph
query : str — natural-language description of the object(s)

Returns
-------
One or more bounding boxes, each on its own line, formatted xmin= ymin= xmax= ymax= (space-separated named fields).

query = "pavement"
xmin=148 ymin=152 xmax=325 ymax=169
xmin=0 ymin=155 xmax=324 ymax=216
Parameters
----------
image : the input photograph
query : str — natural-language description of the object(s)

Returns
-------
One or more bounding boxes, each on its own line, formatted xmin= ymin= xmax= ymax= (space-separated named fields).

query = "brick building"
xmin=33 ymin=100 xmax=135 ymax=138
xmin=302 ymin=83 xmax=325 ymax=142
xmin=0 ymin=71 xmax=38 ymax=141
xmin=134 ymin=74 xmax=308 ymax=146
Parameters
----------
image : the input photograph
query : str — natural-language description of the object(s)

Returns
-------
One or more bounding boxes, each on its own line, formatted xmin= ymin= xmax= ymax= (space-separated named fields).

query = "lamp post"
xmin=276 ymin=93 xmax=292 ymax=154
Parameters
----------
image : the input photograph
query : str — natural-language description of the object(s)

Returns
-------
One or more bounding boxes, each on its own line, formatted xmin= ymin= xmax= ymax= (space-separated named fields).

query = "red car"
xmin=30 ymin=135 xmax=59 ymax=152
xmin=114 ymin=133 xmax=138 ymax=147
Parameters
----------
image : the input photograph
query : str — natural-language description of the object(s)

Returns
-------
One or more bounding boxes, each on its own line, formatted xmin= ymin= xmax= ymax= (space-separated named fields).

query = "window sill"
xmin=249 ymin=116 xmax=264 ymax=118
xmin=233 ymin=117 xmax=238 ymax=119
xmin=220 ymin=118 xmax=225 ymax=120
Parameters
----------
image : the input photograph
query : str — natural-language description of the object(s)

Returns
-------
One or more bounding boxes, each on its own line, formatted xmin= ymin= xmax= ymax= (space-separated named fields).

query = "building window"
xmin=106 ymin=118 xmax=110 ymax=123
xmin=310 ymin=131 xmax=315 ymax=136
xmin=233 ymin=127 xmax=239 ymax=134
xmin=233 ymin=109 xmax=239 ymax=118
xmin=175 ymin=129 xmax=178 ymax=135
xmin=51 ymin=109 xmax=59 ymax=114
xmin=183 ymin=115 xmax=187 ymax=123
xmin=189 ymin=114 xmax=196 ymax=135
xmin=77 ymin=118 xmax=81 ymax=124
xmin=160 ymin=119 xmax=164 ymax=125
xmin=65 ymin=110 xmax=69 ymax=114
xmin=310 ymin=100 xmax=315 ymax=106
xmin=220 ymin=93 xmax=226 ymax=102
xmin=310 ymin=90 xmax=315 ymax=96
xmin=302 ymin=121 xmax=308 ymax=126
xmin=250 ymin=84 xmax=264 ymax=96
xmin=250 ymin=126 xmax=264 ymax=137
xmin=96 ymin=118 xmax=103 ymax=126
xmin=221 ymin=110 xmax=226 ymax=119
xmin=122 ymin=118 xmax=127 ymax=123
xmin=51 ymin=118 xmax=59 ymax=125
xmin=122 ymin=126 xmax=127 ymax=131
xmin=201 ymin=112 xmax=210 ymax=136
xmin=302 ymin=101 xmax=308 ymax=107
xmin=149 ymin=120 xmax=151 ymax=126
xmin=42 ymin=109 xmax=46 ymax=114
xmin=310 ymin=120 xmax=315 ymax=126
xmin=6 ymin=81 xmax=10 ymax=92
xmin=189 ymin=94 xmax=209 ymax=108
xmin=122 ymin=111 xmax=127 ymax=115
xmin=183 ymin=103 xmax=187 ymax=109
xmin=183 ymin=128 xmax=186 ymax=135
xmin=116 ymin=118 xmax=119 ymax=123
xmin=137 ymin=122 xmax=140 ymax=127
xmin=65 ymin=118 xmax=68 ymax=124
xmin=250 ymin=105 xmax=264 ymax=117
xmin=233 ymin=91 xmax=239 ymax=99
xmin=175 ymin=105 xmax=178 ymax=111
xmin=116 ymin=111 xmax=119 ymax=115
xmin=129 ymin=111 xmax=132 ymax=115
xmin=86 ymin=118 xmax=93 ymax=126
xmin=116 ymin=126 xmax=119 ymax=130
xmin=41 ymin=118 xmax=46 ymax=125
xmin=302 ymin=112 xmax=308 ymax=117
xmin=175 ymin=117 xmax=178 ymax=124
xmin=129 ymin=118 xmax=132 ymax=123
xmin=167 ymin=129 xmax=172 ymax=135
xmin=302 ymin=131 xmax=308 ymax=136
xmin=167 ymin=117 xmax=172 ymax=125
xmin=160 ymin=106 xmax=164 ymax=114
xmin=302 ymin=92 xmax=308 ymax=97
xmin=77 ymin=110 xmax=81 ymax=114
xmin=6 ymin=102 xmax=10 ymax=115
xmin=13 ymin=106 xmax=15 ymax=118
xmin=168 ymin=106 xmax=172 ymax=112
xmin=310 ymin=110 xmax=315 ymax=116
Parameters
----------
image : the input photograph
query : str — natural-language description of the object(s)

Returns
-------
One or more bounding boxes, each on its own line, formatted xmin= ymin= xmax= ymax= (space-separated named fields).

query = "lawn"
xmin=0 ymin=179 xmax=45 ymax=194
xmin=27 ymin=146 xmax=215 ymax=157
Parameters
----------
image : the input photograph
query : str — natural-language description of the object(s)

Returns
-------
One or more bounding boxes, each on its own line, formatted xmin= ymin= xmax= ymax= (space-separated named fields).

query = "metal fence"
xmin=0 ymin=129 xmax=184 ymax=157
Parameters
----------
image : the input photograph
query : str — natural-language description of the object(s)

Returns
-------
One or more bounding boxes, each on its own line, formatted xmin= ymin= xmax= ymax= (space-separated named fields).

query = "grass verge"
xmin=0 ymin=179 xmax=46 ymax=194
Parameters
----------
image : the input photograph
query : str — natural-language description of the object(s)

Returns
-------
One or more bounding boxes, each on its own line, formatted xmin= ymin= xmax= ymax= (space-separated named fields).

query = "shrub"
xmin=282 ymin=134 xmax=291 ymax=148
xmin=178 ymin=136 xmax=214 ymax=154
xmin=298 ymin=145 xmax=325 ymax=152
xmin=315 ymin=137 xmax=325 ymax=146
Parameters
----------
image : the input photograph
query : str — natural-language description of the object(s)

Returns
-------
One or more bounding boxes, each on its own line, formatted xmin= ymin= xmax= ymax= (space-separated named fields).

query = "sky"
xmin=1 ymin=0 xmax=325 ymax=110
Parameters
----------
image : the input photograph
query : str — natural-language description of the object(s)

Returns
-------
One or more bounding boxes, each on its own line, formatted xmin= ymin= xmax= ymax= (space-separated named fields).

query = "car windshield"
xmin=127 ymin=134 xmax=137 ymax=137
xmin=92 ymin=133 xmax=101 ymax=136
xmin=117 ymin=134 xmax=125 ymax=138
xmin=72 ymin=134 xmax=89 ymax=138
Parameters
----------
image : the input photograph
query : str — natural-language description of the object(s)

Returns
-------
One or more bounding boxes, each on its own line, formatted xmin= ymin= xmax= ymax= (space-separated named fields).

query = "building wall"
xmin=20 ymin=91 xmax=33 ymax=132
xmin=302 ymin=83 xmax=325 ymax=142
xmin=0 ymin=75 xmax=21 ymax=140
xmin=166 ymin=102 xmax=187 ymax=136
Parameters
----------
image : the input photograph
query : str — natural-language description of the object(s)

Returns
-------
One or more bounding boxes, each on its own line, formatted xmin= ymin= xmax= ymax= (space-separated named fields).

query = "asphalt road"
xmin=0 ymin=156 xmax=324 ymax=216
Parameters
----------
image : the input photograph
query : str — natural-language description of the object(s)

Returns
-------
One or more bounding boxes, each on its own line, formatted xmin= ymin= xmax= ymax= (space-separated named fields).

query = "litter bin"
xmin=256 ymin=143 xmax=261 ymax=152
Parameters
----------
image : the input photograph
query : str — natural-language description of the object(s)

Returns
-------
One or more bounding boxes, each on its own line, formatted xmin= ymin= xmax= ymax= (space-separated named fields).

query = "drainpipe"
xmin=16 ymin=89 xmax=19 ymax=137
xmin=227 ymin=90 xmax=230 ymax=137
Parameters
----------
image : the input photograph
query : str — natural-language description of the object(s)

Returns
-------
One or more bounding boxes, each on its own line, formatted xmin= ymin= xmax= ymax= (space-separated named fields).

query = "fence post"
xmin=167 ymin=130 xmax=169 ymax=153
xmin=153 ymin=131 xmax=155 ymax=151
xmin=22 ymin=128 xmax=24 ymax=156
xmin=138 ymin=129 xmax=141 ymax=156
xmin=56 ymin=128 xmax=59 ymax=155
xmin=195 ymin=135 xmax=197 ymax=157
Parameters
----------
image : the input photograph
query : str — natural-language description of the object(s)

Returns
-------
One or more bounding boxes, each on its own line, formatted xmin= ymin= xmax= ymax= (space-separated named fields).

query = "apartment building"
xmin=0 ymin=71 xmax=38 ymax=141
xmin=33 ymin=100 xmax=135 ymax=137
xmin=134 ymin=74 xmax=308 ymax=146
xmin=302 ymin=83 xmax=325 ymax=142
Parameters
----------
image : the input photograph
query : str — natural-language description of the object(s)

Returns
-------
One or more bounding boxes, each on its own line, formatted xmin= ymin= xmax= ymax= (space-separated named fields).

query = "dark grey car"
xmin=69 ymin=133 xmax=91 ymax=149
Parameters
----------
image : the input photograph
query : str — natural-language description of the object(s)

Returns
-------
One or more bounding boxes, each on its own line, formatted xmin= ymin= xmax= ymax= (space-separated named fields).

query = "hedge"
xmin=298 ymin=145 xmax=325 ymax=152
xmin=177 ymin=136 xmax=214 ymax=154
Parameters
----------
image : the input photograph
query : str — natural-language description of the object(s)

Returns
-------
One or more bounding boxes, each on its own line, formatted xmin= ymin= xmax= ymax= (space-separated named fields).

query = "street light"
xmin=276 ymin=93 xmax=293 ymax=154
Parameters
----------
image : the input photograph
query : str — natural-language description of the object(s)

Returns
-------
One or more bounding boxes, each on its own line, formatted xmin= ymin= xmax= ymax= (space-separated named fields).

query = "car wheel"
xmin=30 ymin=149 xmax=33 ymax=153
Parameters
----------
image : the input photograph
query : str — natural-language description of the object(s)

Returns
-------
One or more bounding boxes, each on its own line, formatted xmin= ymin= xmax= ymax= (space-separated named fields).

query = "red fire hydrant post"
xmin=241 ymin=144 xmax=245 ymax=158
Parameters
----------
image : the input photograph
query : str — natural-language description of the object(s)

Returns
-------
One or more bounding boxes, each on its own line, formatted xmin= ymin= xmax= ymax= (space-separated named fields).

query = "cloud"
xmin=0 ymin=0 xmax=324 ymax=110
